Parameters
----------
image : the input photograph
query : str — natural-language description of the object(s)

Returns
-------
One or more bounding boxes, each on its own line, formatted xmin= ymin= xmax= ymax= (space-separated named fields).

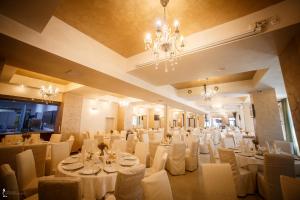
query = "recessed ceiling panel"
xmin=54 ymin=0 xmax=282 ymax=57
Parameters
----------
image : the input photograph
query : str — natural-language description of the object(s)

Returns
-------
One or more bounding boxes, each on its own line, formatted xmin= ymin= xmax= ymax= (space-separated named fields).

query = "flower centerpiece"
xmin=166 ymin=133 xmax=172 ymax=144
xmin=98 ymin=142 xmax=108 ymax=156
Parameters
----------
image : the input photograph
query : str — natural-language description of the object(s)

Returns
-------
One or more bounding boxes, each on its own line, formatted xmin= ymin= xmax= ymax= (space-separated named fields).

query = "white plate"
xmin=120 ymin=152 xmax=131 ymax=157
xmin=123 ymin=156 xmax=136 ymax=161
xmin=71 ymin=154 xmax=80 ymax=158
xmin=103 ymin=166 xmax=118 ymax=173
xmin=62 ymin=157 xmax=79 ymax=164
xmin=239 ymin=152 xmax=254 ymax=157
xmin=62 ymin=163 xmax=84 ymax=171
xmin=79 ymin=167 xmax=101 ymax=175
xmin=119 ymin=160 xmax=136 ymax=167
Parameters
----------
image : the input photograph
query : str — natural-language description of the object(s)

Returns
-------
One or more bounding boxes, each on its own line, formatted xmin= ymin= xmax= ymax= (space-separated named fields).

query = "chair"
xmin=126 ymin=134 xmax=136 ymax=154
xmin=208 ymin=140 xmax=216 ymax=163
xmin=38 ymin=177 xmax=82 ymax=200
xmin=4 ymin=135 xmax=23 ymax=144
xmin=218 ymin=148 xmax=255 ymax=196
xmin=149 ymin=141 xmax=160 ymax=167
xmin=145 ymin=146 xmax=168 ymax=177
xmin=107 ymin=164 xmax=145 ymax=200
xmin=221 ymin=136 xmax=235 ymax=149
xmin=135 ymin=142 xmax=148 ymax=165
xmin=166 ymin=142 xmax=186 ymax=175
xmin=257 ymin=154 xmax=295 ymax=200
xmin=274 ymin=140 xmax=294 ymax=154
xmin=0 ymin=164 xmax=20 ymax=200
xmin=202 ymin=164 xmax=237 ymax=200
xmin=141 ymin=133 xmax=149 ymax=144
xmin=280 ymin=175 xmax=300 ymax=200
xmin=24 ymin=144 xmax=47 ymax=177
xmin=49 ymin=134 xmax=61 ymax=143
xmin=30 ymin=134 xmax=40 ymax=144
xmin=50 ymin=142 xmax=70 ymax=175
xmin=0 ymin=145 xmax=23 ymax=172
xmin=185 ymin=139 xmax=199 ymax=171
xmin=16 ymin=150 xmax=38 ymax=197
xmin=142 ymin=170 xmax=173 ymax=200
xmin=67 ymin=135 xmax=75 ymax=153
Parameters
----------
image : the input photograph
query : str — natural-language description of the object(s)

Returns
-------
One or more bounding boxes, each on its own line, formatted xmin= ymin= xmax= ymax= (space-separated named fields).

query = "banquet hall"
xmin=0 ymin=0 xmax=300 ymax=200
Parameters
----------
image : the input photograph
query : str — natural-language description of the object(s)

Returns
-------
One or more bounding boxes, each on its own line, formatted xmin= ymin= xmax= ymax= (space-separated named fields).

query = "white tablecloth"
xmin=57 ymin=153 xmax=139 ymax=200
xmin=236 ymin=154 xmax=300 ymax=175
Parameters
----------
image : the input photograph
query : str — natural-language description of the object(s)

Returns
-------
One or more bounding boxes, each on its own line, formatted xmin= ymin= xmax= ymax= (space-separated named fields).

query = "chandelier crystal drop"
xmin=144 ymin=0 xmax=185 ymax=72
xmin=40 ymin=85 xmax=59 ymax=102
xmin=200 ymin=84 xmax=219 ymax=101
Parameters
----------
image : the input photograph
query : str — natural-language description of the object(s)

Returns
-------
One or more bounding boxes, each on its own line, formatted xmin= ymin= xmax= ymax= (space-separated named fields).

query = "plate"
xmin=62 ymin=157 xmax=79 ymax=164
xmin=239 ymin=152 xmax=254 ymax=157
xmin=79 ymin=167 xmax=101 ymax=175
xmin=71 ymin=154 xmax=80 ymax=158
xmin=123 ymin=156 xmax=136 ymax=161
xmin=255 ymin=155 xmax=264 ymax=160
xmin=103 ymin=166 xmax=118 ymax=173
xmin=119 ymin=160 xmax=136 ymax=167
xmin=234 ymin=150 xmax=241 ymax=153
xmin=160 ymin=144 xmax=171 ymax=146
xmin=62 ymin=163 xmax=84 ymax=171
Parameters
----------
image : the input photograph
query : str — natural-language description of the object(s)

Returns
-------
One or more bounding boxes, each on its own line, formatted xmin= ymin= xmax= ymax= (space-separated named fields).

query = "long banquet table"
xmin=57 ymin=152 xmax=140 ymax=200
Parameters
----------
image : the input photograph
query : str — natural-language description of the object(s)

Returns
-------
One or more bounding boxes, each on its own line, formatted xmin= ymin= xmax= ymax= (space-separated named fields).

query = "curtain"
xmin=281 ymin=98 xmax=299 ymax=155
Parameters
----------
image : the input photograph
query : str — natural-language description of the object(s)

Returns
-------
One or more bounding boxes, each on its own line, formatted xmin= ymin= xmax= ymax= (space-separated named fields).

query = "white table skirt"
xmin=236 ymin=154 xmax=300 ymax=175
xmin=57 ymin=154 xmax=139 ymax=200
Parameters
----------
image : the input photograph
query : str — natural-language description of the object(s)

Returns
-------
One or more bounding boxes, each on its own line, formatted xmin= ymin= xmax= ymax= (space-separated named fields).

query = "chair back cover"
xmin=49 ymin=134 xmax=61 ymax=143
xmin=274 ymin=140 xmax=294 ymax=154
xmin=0 ymin=164 xmax=20 ymax=200
xmin=38 ymin=177 xmax=82 ymax=200
xmin=51 ymin=142 xmax=70 ymax=174
xmin=218 ymin=148 xmax=240 ymax=184
xmin=126 ymin=134 xmax=136 ymax=153
xmin=166 ymin=142 xmax=185 ymax=175
xmin=264 ymin=153 xmax=295 ymax=200
xmin=202 ymin=163 xmax=237 ymax=200
xmin=149 ymin=141 xmax=160 ymax=167
xmin=135 ymin=142 xmax=148 ymax=165
xmin=16 ymin=149 xmax=37 ymax=192
xmin=0 ymin=145 xmax=23 ymax=173
xmin=152 ymin=146 xmax=168 ymax=172
xmin=280 ymin=175 xmax=300 ymax=200
xmin=24 ymin=143 xmax=47 ymax=177
xmin=208 ymin=140 xmax=216 ymax=163
xmin=222 ymin=137 xmax=235 ymax=149
xmin=115 ymin=164 xmax=145 ymax=200
xmin=67 ymin=135 xmax=75 ymax=153
xmin=142 ymin=170 xmax=173 ymax=200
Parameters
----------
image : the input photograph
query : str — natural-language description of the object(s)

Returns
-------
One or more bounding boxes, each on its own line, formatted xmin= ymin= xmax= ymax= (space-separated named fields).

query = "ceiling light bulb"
xmin=145 ymin=33 xmax=152 ymax=42
xmin=156 ymin=20 xmax=162 ymax=28
xmin=173 ymin=20 xmax=180 ymax=28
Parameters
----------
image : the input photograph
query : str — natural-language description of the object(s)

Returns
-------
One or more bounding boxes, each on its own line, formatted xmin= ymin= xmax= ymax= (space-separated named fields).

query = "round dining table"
xmin=57 ymin=152 xmax=139 ymax=200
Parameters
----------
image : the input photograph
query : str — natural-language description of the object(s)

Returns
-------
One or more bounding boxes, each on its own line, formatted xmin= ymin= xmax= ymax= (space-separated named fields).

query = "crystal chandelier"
xmin=200 ymin=84 xmax=219 ymax=101
xmin=144 ymin=0 xmax=185 ymax=72
xmin=40 ymin=85 xmax=59 ymax=102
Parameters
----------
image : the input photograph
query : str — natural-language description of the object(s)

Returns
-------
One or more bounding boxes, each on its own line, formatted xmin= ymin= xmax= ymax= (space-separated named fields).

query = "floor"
xmin=168 ymin=154 xmax=263 ymax=200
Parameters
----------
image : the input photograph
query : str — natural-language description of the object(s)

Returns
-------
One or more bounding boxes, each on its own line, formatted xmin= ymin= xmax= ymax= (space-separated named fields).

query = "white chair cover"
xmin=16 ymin=150 xmax=38 ymax=197
xmin=221 ymin=136 xmax=235 ymax=149
xmin=114 ymin=164 xmax=145 ymax=200
xmin=166 ymin=143 xmax=186 ymax=175
xmin=24 ymin=144 xmax=47 ymax=177
xmin=38 ymin=177 xmax=81 ymax=200
xmin=135 ymin=142 xmax=148 ymax=165
xmin=50 ymin=142 xmax=70 ymax=175
xmin=208 ymin=140 xmax=216 ymax=163
xmin=142 ymin=170 xmax=173 ymax=200
xmin=141 ymin=133 xmax=149 ymax=144
xmin=0 ymin=145 xmax=23 ymax=173
xmin=49 ymin=134 xmax=61 ymax=143
xmin=274 ymin=140 xmax=294 ymax=154
xmin=280 ymin=175 xmax=300 ymax=200
xmin=126 ymin=134 xmax=136 ymax=154
xmin=145 ymin=146 xmax=168 ymax=177
xmin=149 ymin=141 xmax=160 ymax=167
xmin=258 ymin=153 xmax=295 ymax=200
xmin=218 ymin=148 xmax=255 ymax=196
xmin=185 ymin=140 xmax=199 ymax=171
xmin=0 ymin=164 xmax=20 ymax=200
xmin=202 ymin=163 xmax=237 ymax=200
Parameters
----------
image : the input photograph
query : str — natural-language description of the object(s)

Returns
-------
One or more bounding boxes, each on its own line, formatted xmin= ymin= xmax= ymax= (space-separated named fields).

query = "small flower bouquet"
xmin=98 ymin=142 xmax=108 ymax=156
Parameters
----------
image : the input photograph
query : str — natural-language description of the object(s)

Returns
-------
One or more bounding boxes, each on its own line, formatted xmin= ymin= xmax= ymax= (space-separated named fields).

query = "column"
xmin=251 ymin=89 xmax=283 ymax=144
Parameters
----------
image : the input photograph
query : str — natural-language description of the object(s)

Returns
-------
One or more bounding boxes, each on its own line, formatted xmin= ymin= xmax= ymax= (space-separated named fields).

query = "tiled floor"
xmin=168 ymin=154 xmax=263 ymax=200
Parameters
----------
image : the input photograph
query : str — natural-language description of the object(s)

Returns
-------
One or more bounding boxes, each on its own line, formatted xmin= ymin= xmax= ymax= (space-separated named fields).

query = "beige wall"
xmin=117 ymin=105 xmax=125 ymax=131
xmin=279 ymin=34 xmax=300 ymax=146
xmin=251 ymin=89 xmax=283 ymax=144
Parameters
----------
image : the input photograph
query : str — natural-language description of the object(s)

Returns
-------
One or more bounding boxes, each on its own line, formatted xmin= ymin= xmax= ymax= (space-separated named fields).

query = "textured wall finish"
xmin=251 ymin=89 xmax=283 ymax=144
xmin=279 ymin=34 xmax=300 ymax=147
